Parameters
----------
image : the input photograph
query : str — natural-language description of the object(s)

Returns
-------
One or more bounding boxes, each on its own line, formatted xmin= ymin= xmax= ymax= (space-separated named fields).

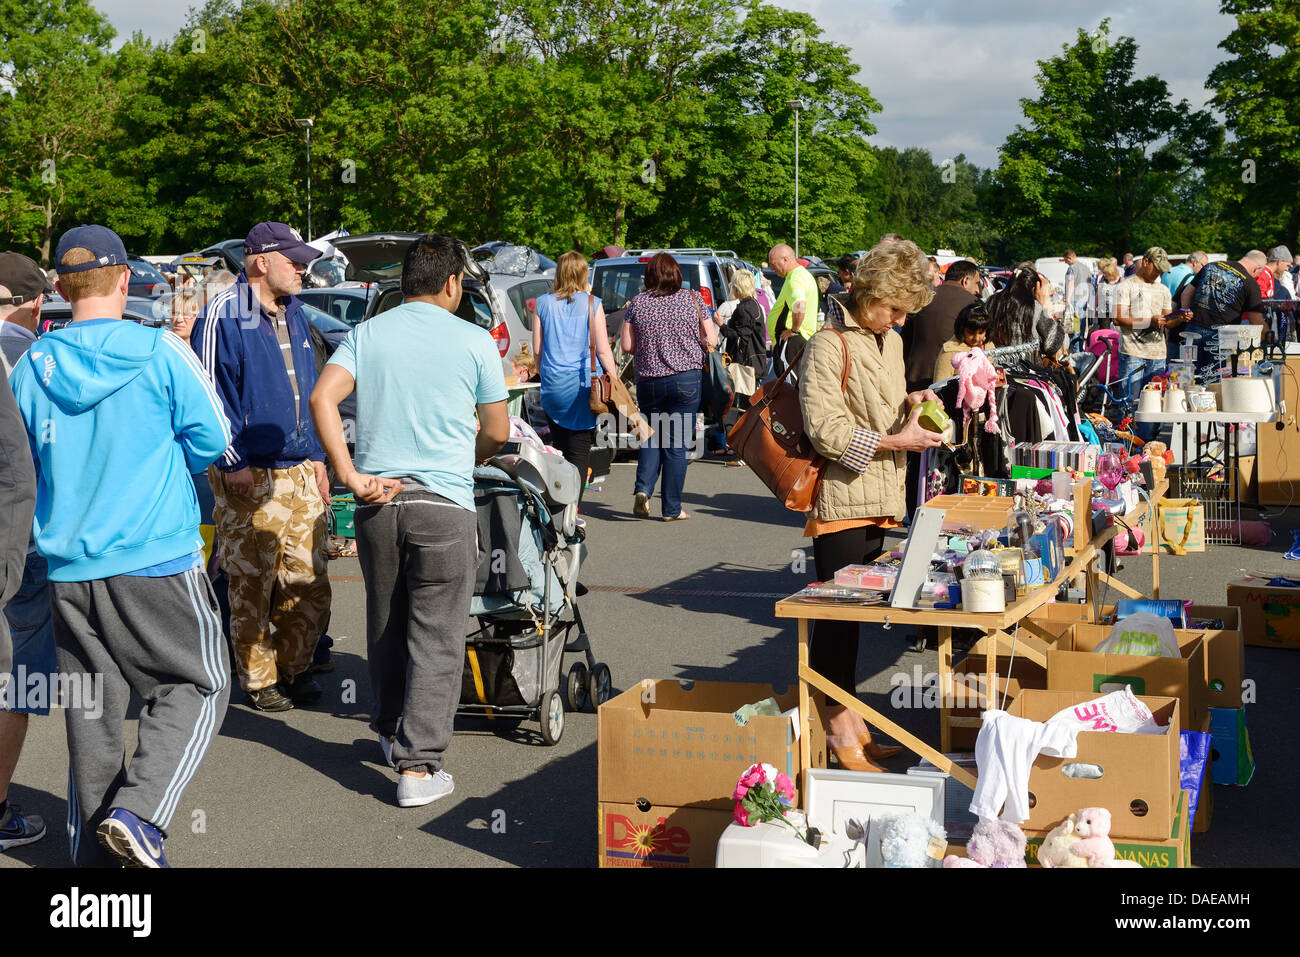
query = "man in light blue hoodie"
xmin=8 ymin=225 xmax=232 ymax=868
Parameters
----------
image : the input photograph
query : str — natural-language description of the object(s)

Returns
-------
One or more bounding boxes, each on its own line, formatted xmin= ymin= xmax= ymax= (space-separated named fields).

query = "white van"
xmin=1034 ymin=255 xmax=1100 ymax=296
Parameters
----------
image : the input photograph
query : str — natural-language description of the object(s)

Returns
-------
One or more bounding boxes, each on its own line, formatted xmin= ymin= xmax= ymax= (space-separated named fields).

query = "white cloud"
xmin=93 ymin=0 xmax=1237 ymax=168
xmin=785 ymin=0 xmax=1233 ymax=167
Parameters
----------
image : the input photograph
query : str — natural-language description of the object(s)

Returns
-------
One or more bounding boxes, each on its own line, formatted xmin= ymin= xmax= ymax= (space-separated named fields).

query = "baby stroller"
xmin=458 ymin=442 xmax=611 ymax=745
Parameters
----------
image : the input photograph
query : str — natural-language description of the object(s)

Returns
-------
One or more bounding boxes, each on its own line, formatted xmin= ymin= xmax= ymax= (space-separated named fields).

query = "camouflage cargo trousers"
xmin=209 ymin=461 xmax=331 ymax=692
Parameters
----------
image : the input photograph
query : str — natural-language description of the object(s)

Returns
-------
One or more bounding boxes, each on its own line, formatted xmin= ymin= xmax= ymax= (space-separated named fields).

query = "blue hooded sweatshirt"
xmin=8 ymin=318 xmax=232 ymax=582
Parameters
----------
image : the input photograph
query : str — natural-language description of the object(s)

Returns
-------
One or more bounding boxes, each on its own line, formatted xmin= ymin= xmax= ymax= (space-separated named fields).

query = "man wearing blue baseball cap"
xmin=8 ymin=224 xmax=232 ymax=867
xmin=192 ymin=223 xmax=332 ymax=713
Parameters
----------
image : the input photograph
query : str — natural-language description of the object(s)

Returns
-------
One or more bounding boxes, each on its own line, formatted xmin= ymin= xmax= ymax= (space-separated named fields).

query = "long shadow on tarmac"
xmin=417 ymin=742 xmax=596 ymax=867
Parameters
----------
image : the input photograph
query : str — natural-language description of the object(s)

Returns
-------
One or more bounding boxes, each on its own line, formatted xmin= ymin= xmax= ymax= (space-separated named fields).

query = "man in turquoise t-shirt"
xmin=311 ymin=234 xmax=509 ymax=811
xmin=767 ymin=243 xmax=819 ymax=378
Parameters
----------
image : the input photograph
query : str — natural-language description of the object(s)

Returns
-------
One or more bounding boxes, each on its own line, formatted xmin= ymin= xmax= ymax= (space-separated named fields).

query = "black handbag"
xmin=697 ymin=295 xmax=734 ymax=421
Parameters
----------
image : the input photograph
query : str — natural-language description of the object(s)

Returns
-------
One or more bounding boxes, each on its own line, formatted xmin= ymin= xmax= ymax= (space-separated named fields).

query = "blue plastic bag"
xmin=1116 ymin=598 xmax=1187 ymax=629
xmin=1180 ymin=729 xmax=1213 ymax=828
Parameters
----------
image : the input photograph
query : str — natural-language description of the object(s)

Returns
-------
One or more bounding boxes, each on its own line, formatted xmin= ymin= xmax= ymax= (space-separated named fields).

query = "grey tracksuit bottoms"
xmin=355 ymin=490 xmax=478 ymax=775
xmin=52 ymin=565 xmax=230 ymax=867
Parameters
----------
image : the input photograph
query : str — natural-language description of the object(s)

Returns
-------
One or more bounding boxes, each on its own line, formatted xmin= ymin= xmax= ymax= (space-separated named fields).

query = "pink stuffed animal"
xmin=942 ymin=819 xmax=1027 ymax=868
xmin=952 ymin=347 xmax=999 ymax=434
xmin=1069 ymin=807 xmax=1115 ymax=867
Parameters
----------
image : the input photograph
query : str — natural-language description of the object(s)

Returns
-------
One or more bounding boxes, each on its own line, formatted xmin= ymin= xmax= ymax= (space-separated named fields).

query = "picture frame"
xmin=804 ymin=768 xmax=946 ymax=867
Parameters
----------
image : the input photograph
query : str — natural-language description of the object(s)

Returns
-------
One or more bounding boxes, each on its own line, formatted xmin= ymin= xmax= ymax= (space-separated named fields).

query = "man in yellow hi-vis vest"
xmin=767 ymin=243 xmax=819 ymax=378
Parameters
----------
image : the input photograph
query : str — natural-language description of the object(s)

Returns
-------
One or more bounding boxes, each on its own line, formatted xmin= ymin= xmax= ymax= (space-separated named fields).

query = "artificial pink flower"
xmin=739 ymin=765 xmax=764 ymax=789
xmin=732 ymin=784 xmax=750 ymax=802
xmin=734 ymin=804 xmax=751 ymax=827
xmin=775 ymin=773 xmax=795 ymax=801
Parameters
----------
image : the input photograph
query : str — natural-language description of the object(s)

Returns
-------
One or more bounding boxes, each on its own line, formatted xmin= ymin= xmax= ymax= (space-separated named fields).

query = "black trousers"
xmin=547 ymin=424 xmax=595 ymax=503
xmin=810 ymin=524 xmax=888 ymax=692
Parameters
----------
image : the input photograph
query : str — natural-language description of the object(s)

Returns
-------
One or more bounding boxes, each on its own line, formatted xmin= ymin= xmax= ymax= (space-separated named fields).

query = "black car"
xmin=127 ymin=257 xmax=172 ymax=299
xmin=200 ymin=240 xmax=246 ymax=276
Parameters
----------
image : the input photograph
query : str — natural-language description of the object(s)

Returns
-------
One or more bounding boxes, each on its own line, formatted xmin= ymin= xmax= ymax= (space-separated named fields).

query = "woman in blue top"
xmin=532 ymin=251 xmax=619 ymax=502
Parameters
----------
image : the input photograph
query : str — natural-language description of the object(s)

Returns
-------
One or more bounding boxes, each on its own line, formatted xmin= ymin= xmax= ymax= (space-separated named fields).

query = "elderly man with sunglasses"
xmin=193 ymin=223 xmax=332 ymax=714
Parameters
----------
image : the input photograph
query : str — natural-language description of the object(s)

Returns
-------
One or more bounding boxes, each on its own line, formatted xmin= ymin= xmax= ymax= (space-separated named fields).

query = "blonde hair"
xmin=730 ymin=270 xmax=756 ymax=300
xmin=848 ymin=239 xmax=935 ymax=316
xmin=58 ymin=247 xmax=127 ymax=301
xmin=553 ymin=251 xmax=589 ymax=303
xmin=1098 ymin=257 xmax=1120 ymax=282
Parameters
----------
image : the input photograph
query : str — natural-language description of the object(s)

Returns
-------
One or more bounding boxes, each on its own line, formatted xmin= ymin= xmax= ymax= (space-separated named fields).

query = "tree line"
xmin=0 ymin=0 xmax=1291 ymax=266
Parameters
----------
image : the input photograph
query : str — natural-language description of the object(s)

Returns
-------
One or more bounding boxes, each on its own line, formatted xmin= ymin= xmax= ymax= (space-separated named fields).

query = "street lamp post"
xmin=786 ymin=99 xmax=807 ymax=258
xmin=295 ymin=117 xmax=314 ymax=241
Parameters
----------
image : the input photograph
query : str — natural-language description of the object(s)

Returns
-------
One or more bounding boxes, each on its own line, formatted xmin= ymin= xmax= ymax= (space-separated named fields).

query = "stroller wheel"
xmin=540 ymin=691 xmax=565 ymax=746
xmin=566 ymin=662 xmax=589 ymax=712
xmin=587 ymin=663 xmax=613 ymax=711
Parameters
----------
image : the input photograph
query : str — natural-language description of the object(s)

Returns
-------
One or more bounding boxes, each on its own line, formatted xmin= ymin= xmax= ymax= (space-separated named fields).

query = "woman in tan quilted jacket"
xmin=798 ymin=240 xmax=944 ymax=773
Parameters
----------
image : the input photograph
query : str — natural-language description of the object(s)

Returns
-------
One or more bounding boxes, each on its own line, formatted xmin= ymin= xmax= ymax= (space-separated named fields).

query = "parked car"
xmin=126 ymin=256 xmax=172 ymax=298
xmin=295 ymin=286 xmax=375 ymax=327
xmin=200 ymin=239 xmax=246 ymax=275
xmin=472 ymin=241 xmax=557 ymax=274
xmin=38 ymin=296 xmax=169 ymax=334
xmin=590 ymin=248 xmax=735 ymax=321
xmin=1034 ymin=256 xmax=1100 ymax=296
xmin=330 ymin=232 xmax=521 ymax=372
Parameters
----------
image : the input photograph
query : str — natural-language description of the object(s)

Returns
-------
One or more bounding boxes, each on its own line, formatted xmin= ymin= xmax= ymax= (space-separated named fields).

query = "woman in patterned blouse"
xmin=619 ymin=253 xmax=718 ymax=521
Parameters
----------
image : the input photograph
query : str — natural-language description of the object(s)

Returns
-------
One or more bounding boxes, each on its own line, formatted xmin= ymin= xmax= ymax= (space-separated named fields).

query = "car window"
xmin=300 ymin=303 xmax=349 ymax=333
xmin=336 ymin=294 xmax=368 ymax=325
xmin=507 ymin=279 xmax=553 ymax=323
xmin=457 ymin=290 xmax=494 ymax=330
xmin=707 ymin=261 xmax=728 ymax=304
xmin=591 ymin=263 xmax=702 ymax=313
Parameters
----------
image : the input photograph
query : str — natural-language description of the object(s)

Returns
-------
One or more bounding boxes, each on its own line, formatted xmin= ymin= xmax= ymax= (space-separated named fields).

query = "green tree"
xmin=0 ymin=0 xmax=142 ymax=263
xmin=990 ymin=22 xmax=1220 ymax=259
xmin=631 ymin=2 xmax=880 ymax=260
xmin=1207 ymin=0 xmax=1300 ymax=249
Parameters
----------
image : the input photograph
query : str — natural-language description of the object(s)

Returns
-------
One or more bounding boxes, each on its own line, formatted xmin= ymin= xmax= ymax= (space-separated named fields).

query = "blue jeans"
xmin=634 ymin=371 xmax=702 ymax=519
xmin=1120 ymin=353 xmax=1165 ymax=443
xmin=3 ymin=552 xmax=56 ymax=715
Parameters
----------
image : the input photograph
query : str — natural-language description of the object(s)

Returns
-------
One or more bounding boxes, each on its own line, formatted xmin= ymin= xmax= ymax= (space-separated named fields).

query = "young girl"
xmin=932 ymin=300 xmax=992 ymax=382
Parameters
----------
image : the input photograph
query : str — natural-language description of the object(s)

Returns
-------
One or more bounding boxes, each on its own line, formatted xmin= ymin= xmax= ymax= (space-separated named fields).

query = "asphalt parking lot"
xmin=0 ymin=456 xmax=1293 ymax=868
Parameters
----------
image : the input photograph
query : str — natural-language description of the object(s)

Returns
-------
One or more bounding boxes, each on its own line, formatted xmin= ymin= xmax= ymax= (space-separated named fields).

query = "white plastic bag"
xmin=1048 ymin=686 xmax=1166 ymax=736
xmin=1094 ymin=612 xmax=1181 ymax=658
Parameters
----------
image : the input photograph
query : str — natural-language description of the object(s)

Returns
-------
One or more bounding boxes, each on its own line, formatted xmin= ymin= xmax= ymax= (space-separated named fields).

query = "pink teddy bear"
xmin=1069 ymin=807 xmax=1115 ymax=867
xmin=952 ymin=347 xmax=999 ymax=434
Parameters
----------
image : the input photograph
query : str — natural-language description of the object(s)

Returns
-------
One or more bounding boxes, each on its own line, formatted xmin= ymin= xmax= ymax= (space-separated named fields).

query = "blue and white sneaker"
xmin=96 ymin=808 xmax=170 ymax=868
xmin=0 ymin=803 xmax=46 ymax=852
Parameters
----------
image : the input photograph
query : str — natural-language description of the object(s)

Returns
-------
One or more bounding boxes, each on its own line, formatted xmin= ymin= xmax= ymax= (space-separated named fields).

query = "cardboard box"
xmin=1034 ymin=604 xmax=1244 ymax=708
xmin=1023 ymin=790 xmax=1191 ymax=868
xmin=1008 ymin=690 xmax=1181 ymax=840
xmin=1049 ymin=623 xmax=1208 ymax=733
xmin=945 ymin=655 xmax=1047 ymax=751
xmin=1208 ymin=706 xmax=1255 ymax=786
xmin=1237 ymin=453 xmax=1257 ymax=505
xmin=597 ymin=680 xmax=824 ymax=811
xmin=597 ymin=802 xmax=731 ymax=868
xmin=1227 ymin=580 xmax=1300 ymax=649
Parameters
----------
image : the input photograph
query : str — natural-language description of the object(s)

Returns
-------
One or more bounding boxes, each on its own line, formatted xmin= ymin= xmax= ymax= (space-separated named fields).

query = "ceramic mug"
xmin=1163 ymin=387 xmax=1188 ymax=413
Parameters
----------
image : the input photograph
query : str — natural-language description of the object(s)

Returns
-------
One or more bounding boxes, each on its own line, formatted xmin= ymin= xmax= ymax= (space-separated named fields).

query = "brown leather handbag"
xmin=585 ymin=293 xmax=615 ymax=413
xmin=726 ymin=329 xmax=849 ymax=512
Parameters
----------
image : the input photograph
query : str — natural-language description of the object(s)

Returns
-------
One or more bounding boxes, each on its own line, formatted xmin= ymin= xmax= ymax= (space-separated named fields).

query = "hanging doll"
xmin=952 ymin=347 xmax=1000 ymax=434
